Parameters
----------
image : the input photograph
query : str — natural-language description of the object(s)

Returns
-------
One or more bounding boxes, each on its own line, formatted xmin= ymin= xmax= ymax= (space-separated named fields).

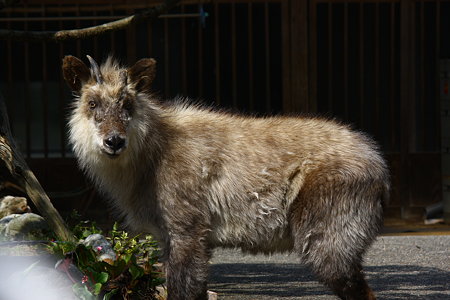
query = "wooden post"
xmin=0 ymin=94 xmax=75 ymax=242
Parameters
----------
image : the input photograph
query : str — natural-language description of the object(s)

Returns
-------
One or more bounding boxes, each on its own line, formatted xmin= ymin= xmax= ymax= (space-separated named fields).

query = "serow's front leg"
xmin=165 ymin=235 xmax=211 ymax=300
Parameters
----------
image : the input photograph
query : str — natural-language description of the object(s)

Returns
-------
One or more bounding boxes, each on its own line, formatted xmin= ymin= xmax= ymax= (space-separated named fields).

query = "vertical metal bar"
xmin=231 ymin=2 xmax=237 ymax=109
xmin=281 ymin=0 xmax=291 ymax=112
xmin=110 ymin=4 xmax=116 ymax=52
xmin=375 ymin=2 xmax=380 ymax=139
xmin=436 ymin=0 xmax=441 ymax=144
xmin=328 ymin=2 xmax=333 ymax=112
xmin=197 ymin=3 xmax=203 ymax=98
xmin=126 ymin=7 xmax=136 ymax=63
xmin=390 ymin=1 xmax=396 ymax=150
xmin=264 ymin=1 xmax=271 ymax=112
xmin=420 ymin=0 xmax=425 ymax=148
xmin=146 ymin=19 xmax=152 ymax=57
xmin=41 ymin=4 xmax=49 ymax=158
xmin=164 ymin=17 xmax=170 ymax=98
xmin=24 ymin=5 xmax=31 ymax=158
xmin=291 ymin=0 xmax=309 ymax=113
xmin=93 ymin=10 xmax=98 ymax=58
xmin=344 ymin=2 xmax=348 ymax=119
xmin=58 ymin=3 xmax=66 ymax=157
xmin=6 ymin=11 xmax=14 ymax=134
xmin=214 ymin=1 xmax=221 ymax=105
xmin=410 ymin=0 xmax=416 ymax=151
xmin=400 ymin=0 xmax=415 ymax=216
xmin=309 ymin=0 xmax=317 ymax=113
xmin=181 ymin=4 xmax=187 ymax=95
xmin=76 ymin=4 xmax=81 ymax=57
xmin=248 ymin=2 xmax=254 ymax=111
xmin=359 ymin=2 xmax=364 ymax=128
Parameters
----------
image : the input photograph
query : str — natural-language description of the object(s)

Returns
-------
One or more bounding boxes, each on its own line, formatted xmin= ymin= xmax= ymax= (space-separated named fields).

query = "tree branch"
xmin=0 ymin=93 xmax=76 ymax=242
xmin=0 ymin=0 xmax=181 ymax=42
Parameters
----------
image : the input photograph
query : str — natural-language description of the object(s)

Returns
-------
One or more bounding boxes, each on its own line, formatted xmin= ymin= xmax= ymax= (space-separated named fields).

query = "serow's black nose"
xmin=104 ymin=135 xmax=125 ymax=152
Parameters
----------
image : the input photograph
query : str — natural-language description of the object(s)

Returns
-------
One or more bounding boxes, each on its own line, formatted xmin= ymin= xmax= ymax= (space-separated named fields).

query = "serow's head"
xmin=62 ymin=55 xmax=156 ymax=158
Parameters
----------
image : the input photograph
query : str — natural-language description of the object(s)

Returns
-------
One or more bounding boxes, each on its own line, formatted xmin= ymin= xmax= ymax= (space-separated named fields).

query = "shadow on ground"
xmin=209 ymin=263 xmax=450 ymax=299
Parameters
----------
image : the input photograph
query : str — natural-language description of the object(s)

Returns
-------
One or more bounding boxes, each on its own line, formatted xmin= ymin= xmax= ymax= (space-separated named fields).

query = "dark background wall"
xmin=0 ymin=0 xmax=447 ymax=223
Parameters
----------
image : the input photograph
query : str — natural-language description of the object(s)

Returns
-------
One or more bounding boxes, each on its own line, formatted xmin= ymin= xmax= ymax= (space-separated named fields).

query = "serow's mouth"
xmin=102 ymin=147 xmax=125 ymax=158
xmin=102 ymin=135 xmax=126 ymax=158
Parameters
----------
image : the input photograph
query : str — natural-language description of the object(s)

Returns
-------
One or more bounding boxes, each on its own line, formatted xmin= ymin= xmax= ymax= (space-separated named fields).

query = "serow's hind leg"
xmin=326 ymin=264 xmax=376 ymax=300
xmin=291 ymin=207 xmax=380 ymax=299
xmin=290 ymin=174 xmax=383 ymax=300
xmin=296 ymin=233 xmax=378 ymax=300
xmin=294 ymin=227 xmax=378 ymax=300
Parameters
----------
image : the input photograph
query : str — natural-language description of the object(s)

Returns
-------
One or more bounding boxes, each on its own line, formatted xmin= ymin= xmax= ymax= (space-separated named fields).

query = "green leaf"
xmin=103 ymin=288 xmax=119 ymax=300
xmin=129 ymin=264 xmax=144 ymax=281
xmin=122 ymin=252 xmax=133 ymax=265
xmin=82 ymin=229 xmax=92 ymax=238
xmin=74 ymin=244 xmax=97 ymax=268
xmin=114 ymin=241 xmax=122 ymax=251
xmin=52 ymin=219 xmax=165 ymax=298
xmin=94 ymin=271 xmax=109 ymax=284
xmin=72 ymin=283 xmax=97 ymax=300
xmin=93 ymin=282 xmax=103 ymax=295
xmin=151 ymin=276 xmax=166 ymax=287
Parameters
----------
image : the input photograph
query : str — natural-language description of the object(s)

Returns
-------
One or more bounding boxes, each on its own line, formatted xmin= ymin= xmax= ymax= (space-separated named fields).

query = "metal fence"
xmin=312 ymin=0 xmax=447 ymax=154
xmin=0 ymin=0 xmax=448 ymax=217
xmin=0 ymin=0 xmax=284 ymax=158
xmin=309 ymin=0 xmax=448 ymax=217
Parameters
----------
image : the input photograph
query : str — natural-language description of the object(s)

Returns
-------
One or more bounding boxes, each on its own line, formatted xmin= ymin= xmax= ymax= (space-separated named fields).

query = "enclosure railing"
xmin=0 ymin=0 xmax=448 ymax=217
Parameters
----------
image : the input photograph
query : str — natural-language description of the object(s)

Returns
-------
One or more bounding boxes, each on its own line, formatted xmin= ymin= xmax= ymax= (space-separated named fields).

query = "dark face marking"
xmin=83 ymin=86 xmax=134 ymax=157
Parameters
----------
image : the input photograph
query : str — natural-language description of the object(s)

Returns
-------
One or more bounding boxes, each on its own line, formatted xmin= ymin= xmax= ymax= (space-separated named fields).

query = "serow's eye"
xmin=123 ymin=101 xmax=132 ymax=112
xmin=88 ymin=101 xmax=97 ymax=110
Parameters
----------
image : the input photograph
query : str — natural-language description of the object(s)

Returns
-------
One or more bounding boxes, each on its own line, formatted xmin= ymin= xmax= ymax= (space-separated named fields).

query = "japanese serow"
xmin=62 ymin=55 xmax=389 ymax=300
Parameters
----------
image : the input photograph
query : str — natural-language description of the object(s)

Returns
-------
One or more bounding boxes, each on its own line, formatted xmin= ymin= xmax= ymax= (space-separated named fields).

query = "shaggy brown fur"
xmin=63 ymin=55 xmax=389 ymax=300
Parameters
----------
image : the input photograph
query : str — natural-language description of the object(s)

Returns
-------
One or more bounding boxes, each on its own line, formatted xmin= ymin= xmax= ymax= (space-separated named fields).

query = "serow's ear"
xmin=127 ymin=58 xmax=156 ymax=93
xmin=62 ymin=55 xmax=91 ymax=92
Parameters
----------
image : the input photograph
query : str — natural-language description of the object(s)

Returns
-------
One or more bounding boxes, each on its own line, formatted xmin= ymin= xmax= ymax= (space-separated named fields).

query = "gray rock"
xmin=0 ymin=213 xmax=50 ymax=239
xmin=0 ymin=213 xmax=19 ymax=226
xmin=82 ymin=233 xmax=117 ymax=262
xmin=0 ymin=214 xmax=21 ymax=236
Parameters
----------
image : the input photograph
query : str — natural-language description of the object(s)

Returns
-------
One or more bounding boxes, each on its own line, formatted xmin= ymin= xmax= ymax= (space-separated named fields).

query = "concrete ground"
xmin=208 ymin=234 xmax=450 ymax=299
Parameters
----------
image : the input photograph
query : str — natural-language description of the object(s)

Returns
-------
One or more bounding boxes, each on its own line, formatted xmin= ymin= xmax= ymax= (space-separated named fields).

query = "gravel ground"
xmin=208 ymin=235 xmax=450 ymax=300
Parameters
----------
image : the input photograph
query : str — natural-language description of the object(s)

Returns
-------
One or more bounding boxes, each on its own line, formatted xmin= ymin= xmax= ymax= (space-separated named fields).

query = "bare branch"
xmin=0 ymin=93 xmax=76 ymax=242
xmin=0 ymin=0 xmax=181 ymax=42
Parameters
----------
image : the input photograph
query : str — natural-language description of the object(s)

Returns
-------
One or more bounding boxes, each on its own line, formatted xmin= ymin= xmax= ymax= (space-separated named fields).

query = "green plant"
xmin=48 ymin=217 xmax=165 ymax=300
xmin=104 ymin=223 xmax=165 ymax=298
xmin=67 ymin=210 xmax=103 ymax=239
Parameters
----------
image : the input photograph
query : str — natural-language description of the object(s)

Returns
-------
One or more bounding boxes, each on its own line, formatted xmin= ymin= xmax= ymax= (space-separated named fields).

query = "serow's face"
xmin=82 ymin=82 xmax=133 ymax=157
xmin=62 ymin=55 xmax=156 ymax=158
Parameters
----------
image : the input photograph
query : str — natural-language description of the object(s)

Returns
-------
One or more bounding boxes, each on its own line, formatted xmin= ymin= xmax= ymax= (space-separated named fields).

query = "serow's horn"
xmin=86 ymin=55 xmax=104 ymax=84
xmin=119 ymin=70 xmax=128 ymax=86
